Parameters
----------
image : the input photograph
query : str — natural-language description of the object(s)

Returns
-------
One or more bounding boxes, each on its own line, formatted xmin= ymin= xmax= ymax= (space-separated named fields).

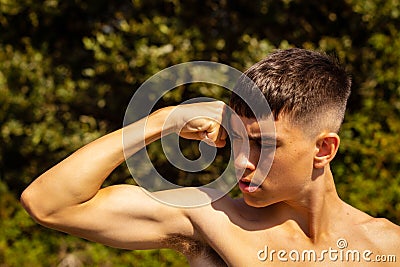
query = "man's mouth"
xmin=238 ymin=179 xmax=259 ymax=193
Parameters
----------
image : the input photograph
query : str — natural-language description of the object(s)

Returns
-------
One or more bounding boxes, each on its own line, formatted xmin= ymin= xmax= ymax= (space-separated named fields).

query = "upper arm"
xmin=40 ymin=185 xmax=196 ymax=250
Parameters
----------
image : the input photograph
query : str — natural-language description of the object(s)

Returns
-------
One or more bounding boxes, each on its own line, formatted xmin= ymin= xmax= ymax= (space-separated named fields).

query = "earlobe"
xmin=314 ymin=133 xmax=340 ymax=169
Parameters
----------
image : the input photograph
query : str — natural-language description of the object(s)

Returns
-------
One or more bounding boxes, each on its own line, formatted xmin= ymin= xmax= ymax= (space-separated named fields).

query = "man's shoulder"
xmin=183 ymin=191 xmax=242 ymax=220
xmin=360 ymin=217 xmax=400 ymax=249
xmin=344 ymin=202 xmax=400 ymax=235
xmin=362 ymin=217 xmax=400 ymax=234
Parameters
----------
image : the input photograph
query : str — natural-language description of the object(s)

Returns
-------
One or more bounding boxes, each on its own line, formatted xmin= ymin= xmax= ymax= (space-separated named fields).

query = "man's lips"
xmin=238 ymin=178 xmax=259 ymax=193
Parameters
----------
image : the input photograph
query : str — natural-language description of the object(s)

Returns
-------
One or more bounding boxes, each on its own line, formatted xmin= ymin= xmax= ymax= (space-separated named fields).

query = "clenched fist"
xmin=167 ymin=101 xmax=228 ymax=148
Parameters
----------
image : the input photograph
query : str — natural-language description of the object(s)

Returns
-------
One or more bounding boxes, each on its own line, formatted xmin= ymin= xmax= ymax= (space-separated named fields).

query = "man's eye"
xmin=262 ymin=144 xmax=276 ymax=149
xmin=230 ymin=133 xmax=243 ymax=140
xmin=257 ymin=141 xmax=275 ymax=148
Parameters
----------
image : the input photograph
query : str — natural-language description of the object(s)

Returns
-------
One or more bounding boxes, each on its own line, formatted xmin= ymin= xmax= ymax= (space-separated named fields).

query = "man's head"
xmin=230 ymin=48 xmax=351 ymax=138
xmin=229 ymin=48 xmax=352 ymax=206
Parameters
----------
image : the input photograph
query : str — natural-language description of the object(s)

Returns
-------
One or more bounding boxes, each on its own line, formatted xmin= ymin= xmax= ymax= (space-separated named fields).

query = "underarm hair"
xmin=162 ymin=234 xmax=227 ymax=266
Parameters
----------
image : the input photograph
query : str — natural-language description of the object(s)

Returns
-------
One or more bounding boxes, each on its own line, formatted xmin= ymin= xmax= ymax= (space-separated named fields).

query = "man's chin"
xmin=243 ymin=195 xmax=270 ymax=208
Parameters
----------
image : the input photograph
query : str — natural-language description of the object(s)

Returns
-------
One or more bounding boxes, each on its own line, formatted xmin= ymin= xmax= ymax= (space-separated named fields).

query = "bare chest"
xmin=192 ymin=223 xmax=395 ymax=267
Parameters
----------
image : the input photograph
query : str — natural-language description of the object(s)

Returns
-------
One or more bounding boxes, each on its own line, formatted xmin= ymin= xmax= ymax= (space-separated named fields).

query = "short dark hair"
xmin=229 ymin=48 xmax=351 ymax=136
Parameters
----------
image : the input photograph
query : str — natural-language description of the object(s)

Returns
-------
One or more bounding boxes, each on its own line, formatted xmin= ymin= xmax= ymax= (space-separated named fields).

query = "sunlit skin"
xmin=232 ymin=115 xmax=330 ymax=202
xmin=21 ymin=101 xmax=400 ymax=266
xmin=230 ymin=114 xmax=343 ymax=237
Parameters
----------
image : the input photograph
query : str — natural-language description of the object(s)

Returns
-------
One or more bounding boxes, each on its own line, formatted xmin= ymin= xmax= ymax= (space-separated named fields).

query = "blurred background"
xmin=1 ymin=0 xmax=400 ymax=266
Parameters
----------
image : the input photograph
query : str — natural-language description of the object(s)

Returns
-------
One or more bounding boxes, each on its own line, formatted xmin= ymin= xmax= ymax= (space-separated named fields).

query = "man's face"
xmin=230 ymin=115 xmax=319 ymax=207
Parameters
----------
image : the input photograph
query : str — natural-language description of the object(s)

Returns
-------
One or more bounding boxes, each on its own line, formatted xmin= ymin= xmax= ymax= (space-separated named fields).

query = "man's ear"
xmin=314 ymin=133 xmax=340 ymax=169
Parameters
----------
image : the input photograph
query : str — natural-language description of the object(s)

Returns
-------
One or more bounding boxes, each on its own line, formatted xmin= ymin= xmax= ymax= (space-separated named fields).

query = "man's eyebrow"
xmin=229 ymin=129 xmax=278 ymax=143
xmin=248 ymin=134 xmax=277 ymax=142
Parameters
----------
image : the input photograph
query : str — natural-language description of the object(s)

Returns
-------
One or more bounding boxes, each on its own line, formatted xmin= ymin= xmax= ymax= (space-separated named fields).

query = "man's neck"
xmin=280 ymin=167 xmax=344 ymax=243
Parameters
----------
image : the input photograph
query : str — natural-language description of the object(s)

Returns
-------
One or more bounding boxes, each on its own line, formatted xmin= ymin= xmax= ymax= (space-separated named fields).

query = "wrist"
xmin=149 ymin=106 xmax=176 ymax=134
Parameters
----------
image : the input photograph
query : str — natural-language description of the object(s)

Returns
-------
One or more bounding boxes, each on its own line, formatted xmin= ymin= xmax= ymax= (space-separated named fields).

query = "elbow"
xmin=20 ymin=188 xmax=53 ymax=226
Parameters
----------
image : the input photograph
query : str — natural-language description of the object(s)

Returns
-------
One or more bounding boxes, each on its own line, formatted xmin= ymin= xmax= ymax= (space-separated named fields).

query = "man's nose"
xmin=234 ymin=146 xmax=257 ymax=171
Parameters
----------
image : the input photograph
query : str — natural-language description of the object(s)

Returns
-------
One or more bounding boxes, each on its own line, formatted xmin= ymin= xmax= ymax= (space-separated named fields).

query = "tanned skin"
xmin=21 ymin=101 xmax=400 ymax=266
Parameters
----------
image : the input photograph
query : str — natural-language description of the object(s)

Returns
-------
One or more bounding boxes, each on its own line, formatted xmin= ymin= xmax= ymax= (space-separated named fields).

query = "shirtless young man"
xmin=21 ymin=48 xmax=400 ymax=266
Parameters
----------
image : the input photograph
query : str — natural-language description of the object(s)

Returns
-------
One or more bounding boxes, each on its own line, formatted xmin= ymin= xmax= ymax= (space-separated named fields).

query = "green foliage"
xmin=331 ymin=0 xmax=400 ymax=223
xmin=1 ymin=0 xmax=400 ymax=265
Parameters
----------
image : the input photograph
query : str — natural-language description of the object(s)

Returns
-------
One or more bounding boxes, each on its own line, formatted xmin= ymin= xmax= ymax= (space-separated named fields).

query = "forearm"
xmin=21 ymin=107 xmax=174 ymax=220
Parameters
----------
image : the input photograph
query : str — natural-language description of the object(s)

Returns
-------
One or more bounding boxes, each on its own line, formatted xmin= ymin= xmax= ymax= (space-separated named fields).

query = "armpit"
xmin=162 ymin=234 xmax=227 ymax=266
